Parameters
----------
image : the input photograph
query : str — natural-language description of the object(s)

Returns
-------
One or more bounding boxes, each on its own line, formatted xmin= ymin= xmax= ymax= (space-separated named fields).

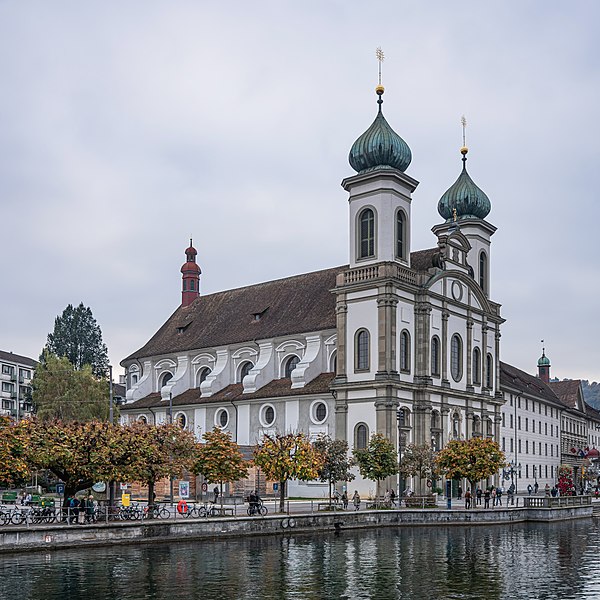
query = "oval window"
xmin=314 ymin=402 xmax=327 ymax=423
xmin=263 ymin=405 xmax=275 ymax=426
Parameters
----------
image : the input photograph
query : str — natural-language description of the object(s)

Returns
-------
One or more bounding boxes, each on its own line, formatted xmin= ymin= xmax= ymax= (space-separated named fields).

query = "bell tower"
xmin=181 ymin=239 xmax=201 ymax=307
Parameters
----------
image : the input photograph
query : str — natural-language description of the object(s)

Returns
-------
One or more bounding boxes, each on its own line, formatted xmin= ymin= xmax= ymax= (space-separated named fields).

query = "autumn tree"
xmin=313 ymin=435 xmax=354 ymax=503
xmin=0 ymin=416 xmax=30 ymax=486
xmin=44 ymin=302 xmax=109 ymax=377
xmin=32 ymin=352 xmax=111 ymax=421
xmin=26 ymin=419 xmax=130 ymax=506
xmin=124 ymin=422 xmax=198 ymax=507
xmin=399 ymin=443 xmax=438 ymax=492
xmin=194 ymin=428 xmax=248 ymax=509
xmin=435 ymin=437 xmax=505 ymax=503
xmin=352 ymin=433 xmax=399 ymax=498
xmin=253 ymin=432 xmax=323 ymax=512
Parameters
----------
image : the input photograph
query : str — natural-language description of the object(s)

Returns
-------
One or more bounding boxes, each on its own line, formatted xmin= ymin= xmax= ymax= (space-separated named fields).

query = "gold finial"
xmin=375 ymin=47 xmax=385 ymax=96
xmin=452 ymin=208 xmax=458 ymax=223
xmin=460 ymin=115 xmax=468 ymax=155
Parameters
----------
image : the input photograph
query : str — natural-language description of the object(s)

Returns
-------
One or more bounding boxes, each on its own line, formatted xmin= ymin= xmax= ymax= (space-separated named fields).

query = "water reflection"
xmin=1 ymin=520 xmax=600 ymax=600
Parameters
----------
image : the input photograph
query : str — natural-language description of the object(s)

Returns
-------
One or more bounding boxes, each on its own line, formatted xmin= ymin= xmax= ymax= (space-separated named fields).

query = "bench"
xmin=2 ymin=492 xmax=18 ymax=504
xmin=404 ymin=495 xmax=438 ymax=509
xmin=212 ymin=507 xmax=235 ymax=516
xmin=317 ymin=502 xmax=343 ymax=511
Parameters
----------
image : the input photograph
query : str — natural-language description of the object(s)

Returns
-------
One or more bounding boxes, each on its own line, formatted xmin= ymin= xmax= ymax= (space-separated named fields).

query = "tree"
xmin=253 ymin=432 xmax=323 ymax=512
xmin=313 ymin=435 xmax=355 ymax=503
xmin=31 ymin=352 xmax=111 ymax=421
xmin=26 ymin=419 xmax=129 ymax=506
xmin=44 ymin=302 xmax=109 ymax=376
xmin=0 ymin=416 xmax=30 ymax=486
xmin=352 ymin=433 xmax=399 ymax=498
xmin=194 ymin=428 xmax=248 ymax=509
xmin=399 ymin=443 xmax=438 ymax=490
xmin=435 ymin=437 xmax=505 ymax=503
xmin=123 ymin=422 xmax=198 ymax=507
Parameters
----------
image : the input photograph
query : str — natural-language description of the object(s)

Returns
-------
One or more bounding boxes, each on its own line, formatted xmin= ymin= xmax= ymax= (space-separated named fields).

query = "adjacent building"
xmin=0 ymin=350 xmax=36 ymax=419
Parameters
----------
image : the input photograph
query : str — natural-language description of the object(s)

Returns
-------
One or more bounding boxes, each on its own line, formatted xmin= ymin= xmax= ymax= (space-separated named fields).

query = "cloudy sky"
xmin=1 ymin=1 xmax=599 ymax=383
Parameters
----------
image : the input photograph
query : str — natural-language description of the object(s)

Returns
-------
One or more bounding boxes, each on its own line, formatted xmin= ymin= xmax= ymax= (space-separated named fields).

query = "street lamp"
xmin=504 ymin=461 xmax=521 ymax=495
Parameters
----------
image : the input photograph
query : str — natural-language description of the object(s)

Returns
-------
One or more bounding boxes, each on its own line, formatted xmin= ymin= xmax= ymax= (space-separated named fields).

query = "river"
xmin=1 ymin=520 xmax=599 ymax=599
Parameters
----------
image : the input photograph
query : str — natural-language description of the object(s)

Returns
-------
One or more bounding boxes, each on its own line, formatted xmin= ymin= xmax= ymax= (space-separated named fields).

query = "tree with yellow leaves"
xmin=253 ymin=432 xmax=323 ymax=512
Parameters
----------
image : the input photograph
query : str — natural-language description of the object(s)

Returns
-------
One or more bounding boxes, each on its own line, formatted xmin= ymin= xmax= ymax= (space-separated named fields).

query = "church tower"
xmin=181 ymin=239 xmax=201 ymax=307
xmin=538 ymin=347 xmax=551 ymax=383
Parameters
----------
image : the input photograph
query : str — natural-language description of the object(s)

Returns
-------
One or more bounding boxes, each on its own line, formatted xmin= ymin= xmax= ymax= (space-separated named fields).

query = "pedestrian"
xmin=545 ymin=484 xmax=550 ymax=496
xmin=527 ymin=484 xmax=533 ymax=496
xmin=341 ymin=491 xmax=348 ymax=510
xmin=476 ymin=487 xmax=482 ymax=506
xmin=491 ymin=487 xmax=496 ymax=507
xmin=534 ymin=482 xmax=539 ymax=494
xmin=457 ymin=487 xmax=462 ymax=500
xmin=353 ymin=490 xmax=361 ymax=511
xmin=484 ymin=488 xmax=491 ymax=509
xmin=213 ymin=486 xmax=219 ymax=503
xmin=496 ymin=486 xmax=503 ymax=506
xmin=507 ymin=485 xmax=514 ymax=506
xmin=464 ymin=488 xmax=471 ymax=509
xmin=384 ymin=489 xmax=391 ymax=507
xmin=86 ymin=495 xmax=95 ymax=523
xmin=390 ymin=489 xmax=396 ymax=507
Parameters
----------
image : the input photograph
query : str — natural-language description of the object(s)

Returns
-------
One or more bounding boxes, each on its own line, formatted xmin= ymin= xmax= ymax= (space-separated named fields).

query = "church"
xmin=120 ymin=84 xmax=598 ymax=499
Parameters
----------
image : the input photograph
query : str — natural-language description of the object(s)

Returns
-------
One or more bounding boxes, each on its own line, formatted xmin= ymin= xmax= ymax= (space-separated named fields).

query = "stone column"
xmin=441 ymin=308 xmax=450 ymax=386
xmin=412 ymin=390 xmax=432 ymax=495
xmin=466 ymin=316 xmax=474 ymax=391
xmin=414 ymin=300 xmax=432 ymax=382
xmin=334 ymin=390 xmax=348 ymax=443
xmin=494 ymin=328 xmax=502 ymax=397
xmin=334 ymin=295 xmax=348 ymax=383
xmin=376 ymin=286 xmax=398 ymax=376
xmin=375 ymin=386 xmax=399 ymax=495
xmin=481 ymin=320 xmax=489 ymax=390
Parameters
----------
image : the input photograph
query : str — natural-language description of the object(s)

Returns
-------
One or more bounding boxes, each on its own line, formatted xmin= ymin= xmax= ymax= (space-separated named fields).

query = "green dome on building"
xmin=538 ymin=351 xmax=551 ymax=367
xmin=349 ymin=87 xmax=412 ymax=174
xmin=438 ymin=149 xmax=491 ymax=221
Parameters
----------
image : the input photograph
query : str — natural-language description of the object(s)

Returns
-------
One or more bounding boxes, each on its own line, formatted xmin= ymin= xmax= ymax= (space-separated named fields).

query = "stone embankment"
xmin=0 ymin=502 xmax=593 ymax=554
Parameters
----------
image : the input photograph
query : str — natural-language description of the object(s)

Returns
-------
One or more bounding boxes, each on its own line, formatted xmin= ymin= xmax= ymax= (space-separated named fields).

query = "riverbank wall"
xmin=0 ymin=504 xmax=593 ymax=554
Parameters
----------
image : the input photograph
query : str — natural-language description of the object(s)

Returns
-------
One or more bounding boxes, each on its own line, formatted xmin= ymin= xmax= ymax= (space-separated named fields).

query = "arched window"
xmin=358 ymin=208 xmax=375 ymax=259
xmin=160 ymin=372 xmax=173 ymax=388
xmin=183 ymin=279 xmax=187 ymax=291
xmin=355 ymin=423 xmax=369 ymax=450
xmin=450 ymin=335 xmax=463 ymax=382
xmin=175 ymin=413 xmax=187 ymax=429
xmin=284 ymin=355 xmax=300 ymax=378
xmin=472 ymin=348 xmax=481 ymax=385
xmin=396 ymin=210 xmax=406 ymax=260
xmin=355 ymin=329 xmax=370 ymax=371
xmin=479 ymin=251 xmax=488 ymax=293
xmin=330 ymin=351 xmax=337 ymax=374
xmin=431 ymin=410 xmax=440 ymax=429
xmin=431 ymin=336 xmax=440 ymax=377
xmin=486 ymin=354 xmax=494 ymax=388
xmin=400 ymin=330 xmax=411 ymax=372
xmin=190 ymin=279 xmax=195 ymax=291
xmin=197 ymin=367 xmax=211 ymax=386
xmin=238 ymin=361 xmax=254 ymax=382
xmin=138 ymin=415 xmax=148 ymax=425
xmin=131 ymin=374 xmax=138 ymax=385
xmin=452 ymin=412 xmax=461 ymax=439
xmin=473 ymin=415 xmax=481 ymax=436
xmin=398 ymin=408 xmax=410 ymax=428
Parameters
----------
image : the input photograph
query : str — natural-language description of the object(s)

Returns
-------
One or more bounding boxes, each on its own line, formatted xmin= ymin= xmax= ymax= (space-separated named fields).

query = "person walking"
xmin=527 ymin=484 xmax=533 ymax=496
xmin=341 ymin=491 xmax=348 ymax=510
xmin=390 ymin=489 xmax=396 ymax=507
xmin=496 ymin=486 xmax=503 ymax=506
xmin=507 ymin=484 xmax=514 ymax=506
xmin=545 ymin=484 xmax=551 ymax=496
xmin=213 ymin=486 xmax=219 ymax=503
xmin=476 ymin=487 xmax=482 ymax=506
xmin=534 ymin=482 xmax=539 ymax=494
xmin=491 ymin=487 xmax=497 ymax=507
xmin=464 ymin=488 xmax=472 ymax=509
xmin=352 ymin=491 xmax=361 ymax=511
xmin=484 ymin=488 xmax=491 ymax=509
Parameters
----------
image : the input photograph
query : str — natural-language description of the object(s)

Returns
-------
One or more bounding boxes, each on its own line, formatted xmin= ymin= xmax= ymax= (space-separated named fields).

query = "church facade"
xmin=120 ymin=86 xmax=598 ymax=498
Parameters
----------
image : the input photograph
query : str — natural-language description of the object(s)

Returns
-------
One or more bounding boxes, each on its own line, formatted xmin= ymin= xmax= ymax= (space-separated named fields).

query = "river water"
xmin=1 ymin=520 xmax=599 ymax=600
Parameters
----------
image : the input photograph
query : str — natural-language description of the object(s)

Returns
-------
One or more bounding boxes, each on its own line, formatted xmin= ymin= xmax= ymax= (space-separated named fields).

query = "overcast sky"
xmin=1 ymin=1 xmax=599 ymax=383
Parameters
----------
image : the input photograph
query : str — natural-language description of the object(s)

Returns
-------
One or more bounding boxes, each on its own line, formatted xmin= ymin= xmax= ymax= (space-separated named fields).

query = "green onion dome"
xmin=438 ymin=148 xmax=491 ymax=221
xmin=537 ymin=351 xmax=551 ymax=367
xmin=349 ymin=86 xmax=412 ymax=174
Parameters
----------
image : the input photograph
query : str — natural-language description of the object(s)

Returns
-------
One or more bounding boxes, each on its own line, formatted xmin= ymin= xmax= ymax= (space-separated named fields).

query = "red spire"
xmin=181 ymin=238 xmax=201 ymax=307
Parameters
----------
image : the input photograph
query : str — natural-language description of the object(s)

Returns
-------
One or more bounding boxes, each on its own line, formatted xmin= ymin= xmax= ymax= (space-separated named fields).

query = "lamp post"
xmin=505 ymin=461 xmax=521 ymax=495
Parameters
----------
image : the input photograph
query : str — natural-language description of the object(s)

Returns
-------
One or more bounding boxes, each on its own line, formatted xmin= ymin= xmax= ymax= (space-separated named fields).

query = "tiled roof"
xmin=548 ymin=380 xmax=582 ymax=410
xmin=585 ymin=402 xmax=600 ymax=422
xmin=500 ymin=361 xmax=561 ymax=404
xmin=123 ymin=372 xmax=336 ymax=411
xmin=122 ymin=267 xmax=344 ymax=363
xmin=410 ymin=248 xmax=441 ymax=272
xmin=0 ymin=350 xmax=38 ymax=368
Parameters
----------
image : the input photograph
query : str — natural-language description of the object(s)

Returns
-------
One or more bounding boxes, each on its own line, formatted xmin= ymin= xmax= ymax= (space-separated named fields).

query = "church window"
xmin=183 ymin=280 xmax=187 ymax=291
xmin=238 ymin=361 xmax=254 ymax=382
xmin=450 ymin=334 xmax=463 ymax=381
xmin=396 ymin=210 xmax=406 ymax=260
xmin=355 ymin=329 xmax=370 ymax=371
xmin=138 ymin=415 xmax=148 ymax=424
xmin=472 ymin=347 xmax=481 ymax=385
xmin=431 ymin=336 xmax=440 ymax=377
xmin=160 ymin=372 xmax=173 ymax=388
xmin=400 ymin=330 xmax=411 ymax=372
xmin=197 ymin=367 xmax=211 ymax=386
xmin=486 ymin=354 xmax=493 ymax=388
xmin=355 ymin=423 xmax=369 ymax=450
xmin=190 ymin=279 xmax=195 ymax=291
xmin=398 ymin=408 xmax=410 ymax=428
xmin=479 ymin=251 xmax=488 ymax=293
xmin=358 ymin=208 xmax=375 ymax=259
xmin=284 ymin=355 xmax=300 ymax=378
xmin=175 ymin=412 xmax=187 ymax=429
xmin=312 ymin=401 xmax=328 ymax=424
xmin=261 ymin=404 xmax=276 ymax=427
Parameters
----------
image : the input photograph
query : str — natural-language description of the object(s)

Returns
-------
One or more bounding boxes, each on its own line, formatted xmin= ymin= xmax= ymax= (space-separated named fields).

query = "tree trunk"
xmin=147 ymin=480 xmax=155 ymax=519
xmin=220 ymin=481 xmax=224 ymax=511
xmin=279 ymin=480 xmax=286 ymax=513
xmin=62 ymin=481 xmax=93 ymax=508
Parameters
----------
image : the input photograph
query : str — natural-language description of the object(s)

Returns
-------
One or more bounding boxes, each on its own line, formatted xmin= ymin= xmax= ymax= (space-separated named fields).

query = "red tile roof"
xmin=548 ymin=380 xmax=583 ymax=410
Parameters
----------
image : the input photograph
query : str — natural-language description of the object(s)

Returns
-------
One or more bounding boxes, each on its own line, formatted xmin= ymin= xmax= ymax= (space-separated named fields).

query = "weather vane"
xmin=376 ymin=47 xmax=384 ymax=85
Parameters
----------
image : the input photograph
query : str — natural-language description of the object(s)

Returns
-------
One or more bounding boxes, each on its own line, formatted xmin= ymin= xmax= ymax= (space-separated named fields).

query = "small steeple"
xmin=537 ymin=341 xmax=551 ymax=383
xmin=181 ymin=238 xmax=201 ymax=307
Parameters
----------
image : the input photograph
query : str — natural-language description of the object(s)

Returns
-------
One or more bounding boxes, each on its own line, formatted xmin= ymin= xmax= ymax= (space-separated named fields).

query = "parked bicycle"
xmin=247 ymin=500 xmax=268 ymax=516
xmin=143 ymin=504 xmax=171 ymax=520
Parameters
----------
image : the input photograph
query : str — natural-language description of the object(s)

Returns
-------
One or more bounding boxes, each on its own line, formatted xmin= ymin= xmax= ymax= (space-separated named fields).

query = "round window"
xmin=218 ymin=409 xmax=229 ymax=428
xmin=262 ymin=405 xmax=275 ymax=427
xmin=313 ymin=401 xmax=327 ymax=423
xmin=175 ymin=413 xmax=187 ymax=429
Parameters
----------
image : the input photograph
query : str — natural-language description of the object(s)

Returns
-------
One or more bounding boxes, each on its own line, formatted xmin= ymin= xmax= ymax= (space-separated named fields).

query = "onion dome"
xmin=537 ymin=349 xmax=551 ymax=367
xmin=349 ymin=86 xmax=412 ymax=174
xmin=181 ymin=239 xmax=201 ymax=274
xmin=438 ymin=148 xmax=491 ymax=221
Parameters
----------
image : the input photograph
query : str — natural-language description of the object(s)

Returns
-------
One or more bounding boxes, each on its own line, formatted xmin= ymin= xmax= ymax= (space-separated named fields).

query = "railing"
xmin=523 ymin=495 xmax=591 ymax=508
xmin=342 ymin=263 xmax=417 ymax=286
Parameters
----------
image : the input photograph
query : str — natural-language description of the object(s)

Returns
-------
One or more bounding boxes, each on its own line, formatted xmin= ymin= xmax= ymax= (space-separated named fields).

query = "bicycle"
xmin=247 ymin=501 xmax=268 ymax=516
xmin=10 ymin=507 xmax=30 ymax=525
xmin=143 ymin=504 xmax=171 ymax=519
xmin=31 ymin=506 xmax=57 ymax=525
